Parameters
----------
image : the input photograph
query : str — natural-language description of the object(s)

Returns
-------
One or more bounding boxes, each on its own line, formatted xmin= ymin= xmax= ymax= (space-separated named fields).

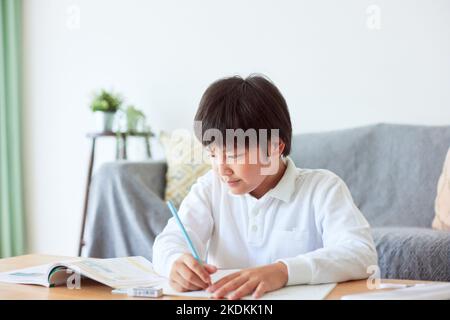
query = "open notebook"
xmin=0 ymin=256 xmax=335 ymax=299
xmin=162 ymin=269 xmax=336 ymax=300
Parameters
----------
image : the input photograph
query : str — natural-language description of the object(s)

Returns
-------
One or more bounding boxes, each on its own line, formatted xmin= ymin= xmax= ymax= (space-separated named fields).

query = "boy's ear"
xmin=268 ymin=139 xmax=286 ymax=157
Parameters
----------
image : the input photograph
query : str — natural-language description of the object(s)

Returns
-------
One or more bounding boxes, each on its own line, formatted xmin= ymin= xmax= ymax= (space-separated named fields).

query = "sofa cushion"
xmin=291 ymin=123 xmax=450 ymax=228
xmin=372 ymin=227 xmax=450 ymax=281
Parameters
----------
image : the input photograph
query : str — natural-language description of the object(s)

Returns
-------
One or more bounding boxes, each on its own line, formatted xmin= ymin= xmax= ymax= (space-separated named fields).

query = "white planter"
xmin=94 ymin=111 xmax=116 ymax=132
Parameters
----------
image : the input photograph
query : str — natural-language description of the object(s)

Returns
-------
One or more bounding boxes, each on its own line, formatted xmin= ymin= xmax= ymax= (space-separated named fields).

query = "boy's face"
xmin=207 ymin=143 xmax=283 ymax=195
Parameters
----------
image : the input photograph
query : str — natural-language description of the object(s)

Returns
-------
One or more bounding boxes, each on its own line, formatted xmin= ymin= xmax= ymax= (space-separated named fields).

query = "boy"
xmin=153 ymin=75 xmax=378 ymax=300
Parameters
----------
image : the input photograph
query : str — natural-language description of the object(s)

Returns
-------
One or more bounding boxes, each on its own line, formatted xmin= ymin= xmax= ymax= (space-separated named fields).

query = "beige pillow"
xmin=432 ymin=148 xmax=450 ymax=231
xmin=159 ymin=130 xmax=211 ymax=209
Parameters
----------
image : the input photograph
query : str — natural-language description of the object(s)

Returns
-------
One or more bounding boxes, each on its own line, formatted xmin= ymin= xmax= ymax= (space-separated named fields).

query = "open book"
xmin=0 ymin=256 xmax=336 ymax=299
xmin=0 ymin=256 xmax=165 ymax=289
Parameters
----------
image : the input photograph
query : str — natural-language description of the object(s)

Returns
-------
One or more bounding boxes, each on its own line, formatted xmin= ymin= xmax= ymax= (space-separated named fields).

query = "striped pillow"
xmin=433 ymin=148 xmax=450 ymax=231
xmin=159 ymin=130 xmax=211 ymax=209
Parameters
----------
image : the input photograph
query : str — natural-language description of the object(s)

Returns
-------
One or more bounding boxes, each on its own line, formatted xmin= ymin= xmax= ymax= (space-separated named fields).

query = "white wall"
xmin=23 ymin=0 xmax=450 ymax=255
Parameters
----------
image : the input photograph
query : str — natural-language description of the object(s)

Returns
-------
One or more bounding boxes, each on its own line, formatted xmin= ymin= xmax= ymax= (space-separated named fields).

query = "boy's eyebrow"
xmin=205 ymin=143 xmax=247 ymax=154
xmin=225 ymin=149 xmax=245 ymax=155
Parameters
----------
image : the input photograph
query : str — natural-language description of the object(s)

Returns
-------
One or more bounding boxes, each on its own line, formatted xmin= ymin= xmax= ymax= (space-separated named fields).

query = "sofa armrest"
xmin=94 ymin=160 xmax=167 ymax=199
xmin=83 ymin=160 xmax=170 ymax=260
xmin=372 ymin=227 xmax=450 ymax=281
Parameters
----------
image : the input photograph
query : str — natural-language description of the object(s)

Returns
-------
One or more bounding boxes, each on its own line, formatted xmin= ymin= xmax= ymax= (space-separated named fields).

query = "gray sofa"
xmin=84 ymin=123 xmax=450 ymax=281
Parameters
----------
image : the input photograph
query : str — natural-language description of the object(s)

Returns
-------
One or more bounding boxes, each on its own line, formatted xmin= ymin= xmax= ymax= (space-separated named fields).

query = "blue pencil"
xmin=166 ymin=201 xmax=203 ymax=265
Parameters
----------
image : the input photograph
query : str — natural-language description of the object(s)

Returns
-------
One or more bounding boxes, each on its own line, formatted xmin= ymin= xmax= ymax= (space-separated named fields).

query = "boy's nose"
xmin=218 ymin=164 xmax=233 ymax=177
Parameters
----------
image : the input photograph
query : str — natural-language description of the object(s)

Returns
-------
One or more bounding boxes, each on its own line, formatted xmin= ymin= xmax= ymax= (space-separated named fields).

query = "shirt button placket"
xmin=249 ymin=206 xmax=262 ymax=244
xmin=247 ymin=205 xmax=256 ymax=243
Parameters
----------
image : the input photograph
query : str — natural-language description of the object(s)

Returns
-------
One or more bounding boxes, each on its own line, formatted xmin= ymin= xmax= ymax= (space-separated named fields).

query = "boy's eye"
xmin=207 ymin=153 xmax=216 ymax=159
xmin=207 ymin=152 xmax=244 ymax=161
xmin=227 ymin=154 xmax=244 ymax=159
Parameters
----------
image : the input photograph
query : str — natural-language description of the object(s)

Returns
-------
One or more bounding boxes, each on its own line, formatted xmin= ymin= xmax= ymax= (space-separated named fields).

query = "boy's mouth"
xmin=225 ymin=179 xmax=241 ymax=187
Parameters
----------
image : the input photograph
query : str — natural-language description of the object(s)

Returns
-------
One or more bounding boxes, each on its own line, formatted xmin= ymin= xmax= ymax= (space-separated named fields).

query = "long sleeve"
xmin=152 ymin=171 xmax=214 ymax=277
xmin=277 ymin=176 xmax=378 ymax=285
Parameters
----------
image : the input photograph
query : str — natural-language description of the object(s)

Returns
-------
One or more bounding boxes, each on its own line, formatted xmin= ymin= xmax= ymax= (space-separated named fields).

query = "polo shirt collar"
xmin=226 ymin=156 xmax=297 ymax=203
xmin=264 ymin=156 xmax=297 ymax=203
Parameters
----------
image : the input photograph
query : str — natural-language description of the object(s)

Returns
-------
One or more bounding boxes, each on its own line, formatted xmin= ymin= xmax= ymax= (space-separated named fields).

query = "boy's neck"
xmin=249 ymin=158 xmax=287 ymax=199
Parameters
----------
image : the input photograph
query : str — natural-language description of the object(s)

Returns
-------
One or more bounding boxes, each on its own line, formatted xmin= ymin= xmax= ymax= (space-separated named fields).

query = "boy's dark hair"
xmin=194 ymin=74 xmax=292 ymax=156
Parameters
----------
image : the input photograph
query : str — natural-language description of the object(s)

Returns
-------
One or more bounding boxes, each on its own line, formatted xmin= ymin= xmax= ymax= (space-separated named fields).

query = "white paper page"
xmin=341 ymin=283 xmax=450 ymax=300
xmin=162 ymin=269 xmax=237 ymax=298
xmin=162 ymin=269 xmax=336 ymax=300
xmin=0 ymin=263 xmax=53 ymax=287
xmin=69 ymin=256 xmax=166 ymax=288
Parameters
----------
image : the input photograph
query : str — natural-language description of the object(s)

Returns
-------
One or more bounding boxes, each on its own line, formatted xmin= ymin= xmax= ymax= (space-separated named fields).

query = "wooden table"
xmin=0 ymin=254 xmax=434 ymax=300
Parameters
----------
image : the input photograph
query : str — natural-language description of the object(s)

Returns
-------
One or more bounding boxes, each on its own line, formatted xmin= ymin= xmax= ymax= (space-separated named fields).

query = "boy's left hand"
xmin=207 ymin=262 xmax=288 ymax=300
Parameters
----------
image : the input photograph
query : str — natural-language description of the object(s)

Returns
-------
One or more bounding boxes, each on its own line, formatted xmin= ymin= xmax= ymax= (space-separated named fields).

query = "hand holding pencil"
xmin=166 ymin=201 xmax=217 ymax=292
xmin=169 ymin=253 xmax=217 ymax=292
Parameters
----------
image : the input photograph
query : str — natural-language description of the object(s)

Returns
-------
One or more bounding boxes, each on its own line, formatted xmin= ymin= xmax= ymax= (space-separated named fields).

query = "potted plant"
xmin=90 ymin=89 xmax=122 ymax=132
xmin=113 ymin=105 xmax=154 ymax=159
xmin=114 ymin=105 xmax=152 ymax=134
xmin=125 ymin=105 xmax=146 ymax=133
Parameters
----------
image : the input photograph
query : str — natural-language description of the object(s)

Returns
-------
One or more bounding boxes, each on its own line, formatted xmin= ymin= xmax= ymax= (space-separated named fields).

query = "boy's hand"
xmin=207 ymin=262 xmax=288 ymax=300
xmin=169 ymin=253 xmax=217 ymax=292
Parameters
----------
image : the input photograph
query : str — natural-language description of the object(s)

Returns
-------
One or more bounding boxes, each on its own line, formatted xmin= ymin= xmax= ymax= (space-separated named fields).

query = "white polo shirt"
xmin=152 ymin=157 xmax=378 ymax=285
